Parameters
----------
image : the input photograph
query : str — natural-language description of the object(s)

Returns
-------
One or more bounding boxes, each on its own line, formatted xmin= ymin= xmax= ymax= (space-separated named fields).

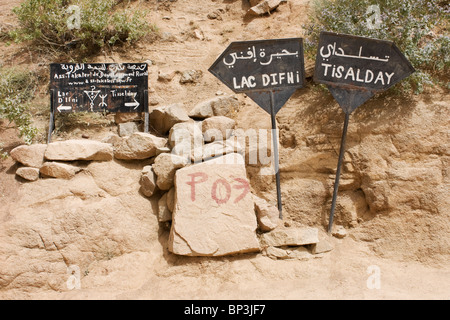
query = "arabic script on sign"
xmin=223 ymin=46 xmax=299 ymax=68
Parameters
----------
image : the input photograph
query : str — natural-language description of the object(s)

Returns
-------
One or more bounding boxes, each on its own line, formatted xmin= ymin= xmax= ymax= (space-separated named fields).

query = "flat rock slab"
xmin=260 ymin=227 xmax=319 ymax=247
xmin=169 ymin=153 xmax=260 ymax=256
xmin=45 ymin=140 xmax=113 ymax=161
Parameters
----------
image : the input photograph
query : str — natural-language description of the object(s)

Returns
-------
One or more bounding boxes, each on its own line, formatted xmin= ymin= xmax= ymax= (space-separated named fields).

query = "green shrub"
xmin=11 ymin=0 xmax=153 ymax=58
xmin=303 ymin=0 xmax=449 ymax=93
xmin=0 ymin=68 xmax=39 ymax=145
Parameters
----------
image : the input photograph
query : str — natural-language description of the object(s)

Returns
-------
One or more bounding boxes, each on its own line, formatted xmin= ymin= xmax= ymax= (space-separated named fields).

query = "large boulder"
xmin=10 ymin=144 xmax=47 ymax=168
xmin=114 ymin=133 xmax=167 ymax=160
xmin=45 ymin=140 xmax=113 ymax=162
xmin=168 ymin=121 xmax=203 ymax=149
xmin=189 ymin=95 xmax=239 ymax=119
xmin=149 ymin=103 xmax=190 ymax=135
xmin=153 ymin=153 xmax=190 ymax=191
xmin=169 ymin=153 xmax=260 ymax=256
xmin=202 ymin=116 xmax=236 ymax=143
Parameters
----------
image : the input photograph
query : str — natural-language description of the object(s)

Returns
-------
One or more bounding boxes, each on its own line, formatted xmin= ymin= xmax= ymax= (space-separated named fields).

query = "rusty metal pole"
xmin=328 ymin=112 xmax=350 ymax=233
xmin=270 ymin=90 xmax=283 ymax=220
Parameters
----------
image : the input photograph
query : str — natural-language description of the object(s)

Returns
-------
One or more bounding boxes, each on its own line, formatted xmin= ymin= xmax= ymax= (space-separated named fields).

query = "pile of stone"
xmin=11 ymin=140 xmax=114 ymax=181
xmin=10 ymin=94 xmax=331 ymax=259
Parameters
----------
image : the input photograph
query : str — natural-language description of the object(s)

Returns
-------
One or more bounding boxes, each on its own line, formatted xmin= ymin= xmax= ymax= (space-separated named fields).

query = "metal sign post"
xmin=209 ymin=38 xmax=306 ymax=219
xmin=269 ymin=90 xmax=283 ymax=216
xmin=313 ymin=31 xmax=415 ymax=233
xmin=48 ymin=63 xmax=149 ymax=142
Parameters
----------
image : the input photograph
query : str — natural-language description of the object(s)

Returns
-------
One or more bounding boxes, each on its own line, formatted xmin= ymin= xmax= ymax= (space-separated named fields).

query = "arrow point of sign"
xmin=246 ymin=87 xmax=298 ymax=115
xmin=327 ymin=86 xmax=374 ymax=115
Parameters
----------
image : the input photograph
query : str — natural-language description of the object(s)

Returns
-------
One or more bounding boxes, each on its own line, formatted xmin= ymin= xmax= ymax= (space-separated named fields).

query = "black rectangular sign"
xmin=50 ymin=63 xmax=148 ymax=113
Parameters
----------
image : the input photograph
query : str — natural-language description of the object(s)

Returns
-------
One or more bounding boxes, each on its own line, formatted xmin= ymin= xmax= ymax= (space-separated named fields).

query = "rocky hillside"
xmin=0 ymin=0 xmax=448 ymax=299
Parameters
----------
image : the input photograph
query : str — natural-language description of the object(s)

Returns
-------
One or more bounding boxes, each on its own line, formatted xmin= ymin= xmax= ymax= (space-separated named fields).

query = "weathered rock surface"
xmin=40 ymin=162 xmax=82 ymax=180
xmin=114 ymin=133 xmax=167 ymax=160
xmin=16 ymin=167 xmax=40 ymax=181
xmin=169 ymin=153 xmax=260 ymax=256
xmin=332 ymin=225 xmax=347 ymax=239
xmin=260 ymin=227 xmax=319 ymax=247
xmin=253 ymin=195 xmax=280 ymax=232
xmin=312 ymin=238 xmax=333 ymax=254
xmin=248 ymin=0 xmax=283 ymax=15
xmin=191 ymin=139 xmax=243 ymax=163
xmin=158 ymin=70 xmax=176 ymax=82
xmin=202 ymin=116 xmax=236 ymax=143
xmin=140 ymin=166 xmax=157 ymax=197
xmin=233 ymin=129 xmax=274 ymax=167
xmin=45 ymin=140 xmax=113 ymax=161
xmin=168 ymin=121 xmax=203 ymax=149
xmin=179 ymin=70 xmax=203 ymax=84
xmin=166 ymin=187 xmax=175 ymax=213
xmin=118 ymin=122 xmax=140 ymax=137
xmin=153 ymin=153 xmax=190 ymax=191
xmin=10 ymin=144 xmax=47 ymax=168
xmin=158 ymin=193 xmax=172 ymax=222
xmin=149 ymin=103 xmax=190 ymax=135
xmin=264 ymin=246 xmax=313 ymax=260
xmin=189 ymin=95 xmax=239 ymax=119
xmin=0 ymin=167 xmax=158 ymax=293
xmin=114 ymin=112 xmax=142 ymax=124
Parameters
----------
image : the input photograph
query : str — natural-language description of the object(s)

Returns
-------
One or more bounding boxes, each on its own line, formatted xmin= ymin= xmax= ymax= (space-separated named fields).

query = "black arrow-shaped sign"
xmin=314 ymin=31 xmax=415 ymax=113
xmin=209 ymin=38 xmax=306 ymax=218
xmin=314 ymin=31 xmax=415 ymax=233
xmin=209 ymin=38 xmax=305 ymax=114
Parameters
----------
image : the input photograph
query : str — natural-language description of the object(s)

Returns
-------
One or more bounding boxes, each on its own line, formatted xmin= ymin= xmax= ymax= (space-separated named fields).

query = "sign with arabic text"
xmin=209 ymin=38 xmax=305 ymax=114
xmin=50 ymin=63 xmax=148 ymax=113
xmin=314 ymin=32 xmax=415 ymax=92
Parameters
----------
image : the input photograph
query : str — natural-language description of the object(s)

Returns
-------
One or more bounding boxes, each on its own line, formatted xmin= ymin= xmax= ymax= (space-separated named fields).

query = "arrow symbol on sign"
xmin=124 ymin=93 xmax=140 ymax=110
xmin=57 ymin=105 xmax=72 ymax=113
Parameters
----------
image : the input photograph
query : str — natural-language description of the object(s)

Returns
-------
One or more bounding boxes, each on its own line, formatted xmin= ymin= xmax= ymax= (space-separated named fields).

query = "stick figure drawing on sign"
xmin=99 ymin=94 xmax=108 ymax=110
xmin=84 ymin=86 xmax=100 ymax=111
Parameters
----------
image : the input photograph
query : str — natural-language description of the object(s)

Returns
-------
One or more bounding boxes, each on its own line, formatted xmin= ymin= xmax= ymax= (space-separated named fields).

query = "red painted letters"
xmin=186 ymin=172 xmax=250 ymax=205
